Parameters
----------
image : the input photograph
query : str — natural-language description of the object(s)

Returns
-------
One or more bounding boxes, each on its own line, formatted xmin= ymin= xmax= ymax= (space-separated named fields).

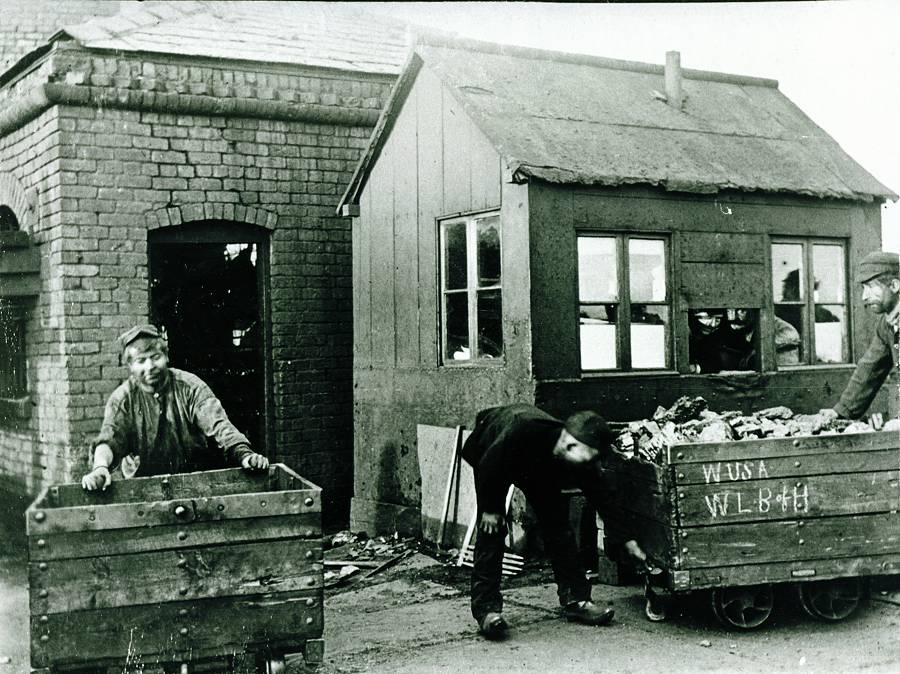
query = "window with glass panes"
xmin=439 ymin=212 xmax=502 ymax=363
xmin=771 ymin=240 xmax=848 ymax=366
xmin=577 ymin=234 xmax=670 ymax=371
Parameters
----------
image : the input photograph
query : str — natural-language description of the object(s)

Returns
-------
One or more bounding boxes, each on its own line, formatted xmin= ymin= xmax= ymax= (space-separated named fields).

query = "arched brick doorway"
xmin=148 ymin=220 xmax=271 ymax=459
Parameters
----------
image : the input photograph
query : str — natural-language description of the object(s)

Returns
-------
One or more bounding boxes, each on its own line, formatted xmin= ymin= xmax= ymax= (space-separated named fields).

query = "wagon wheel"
xmin=710 ymin=585 xmax=775 ymax=629
xmin=252 ymin=652 xmax=286 ymax=674
xmin=797 ymin=577 xmax=863 ymax=621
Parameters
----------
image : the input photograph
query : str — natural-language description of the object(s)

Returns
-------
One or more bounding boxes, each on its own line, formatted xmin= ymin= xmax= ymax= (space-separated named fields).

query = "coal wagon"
xmin=610 ymin=431 xmax=900 ymax=628
xmin=26 ymin=464 xmax=324 ymax=673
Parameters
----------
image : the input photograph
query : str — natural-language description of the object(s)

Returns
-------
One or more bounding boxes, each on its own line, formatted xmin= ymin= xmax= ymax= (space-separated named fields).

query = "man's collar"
xmin=887 ymin=300 xmax=900 ymax=332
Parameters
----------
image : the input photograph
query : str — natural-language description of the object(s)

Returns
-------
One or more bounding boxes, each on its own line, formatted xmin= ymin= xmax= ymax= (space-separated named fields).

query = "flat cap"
xmin=856 ymin=251 xmax=900 ymax=284
xmin=564 ymin=410 xmax=615 ymax=450
xmin=118 ymin=324 xmax=163 ymax=350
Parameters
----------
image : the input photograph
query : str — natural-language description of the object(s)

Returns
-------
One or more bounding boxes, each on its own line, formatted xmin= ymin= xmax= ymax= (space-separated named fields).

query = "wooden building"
xmin=339 ymin=38 xmax=897 ymax=534
xmin=0 ymin=1 xmax=408 ymax=524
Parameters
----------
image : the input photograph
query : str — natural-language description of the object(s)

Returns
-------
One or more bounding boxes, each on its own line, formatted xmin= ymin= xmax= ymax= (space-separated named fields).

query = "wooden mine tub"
xmin=611 ymin=431 xmax=900 ymax=628
xmin=26 ymin=464 xmax=323 ymax=673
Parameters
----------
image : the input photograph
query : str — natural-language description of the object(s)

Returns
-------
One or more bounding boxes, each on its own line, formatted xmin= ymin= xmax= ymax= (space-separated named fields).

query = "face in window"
xmin=691 ymin=310 xmax=722 ymax=336
xmin=126 ymin=338 xmax=170 ymax=390
xmin=861 ymin=276 xmax=900 ymax=315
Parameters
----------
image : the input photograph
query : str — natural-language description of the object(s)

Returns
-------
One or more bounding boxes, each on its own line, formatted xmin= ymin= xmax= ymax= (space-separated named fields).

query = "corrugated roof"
xmin=342 ymin=38 xmax=896 ymax=206
xmin=55 ymin=1 xmax=411 ymax=75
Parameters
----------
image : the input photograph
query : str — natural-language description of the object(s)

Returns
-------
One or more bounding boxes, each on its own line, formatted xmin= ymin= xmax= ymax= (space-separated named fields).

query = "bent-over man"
xmin=82 ymin=324 xmax=268 ymax=490
xmin=462 ymin=403 xmax=645 ymax=639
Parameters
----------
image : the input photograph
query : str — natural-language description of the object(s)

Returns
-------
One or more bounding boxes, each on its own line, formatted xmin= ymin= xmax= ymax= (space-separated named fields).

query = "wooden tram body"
xmin=612 ymin=431 xmax=900 ymax=627
xmin=26 ymin=465 xmax=324 ymax=673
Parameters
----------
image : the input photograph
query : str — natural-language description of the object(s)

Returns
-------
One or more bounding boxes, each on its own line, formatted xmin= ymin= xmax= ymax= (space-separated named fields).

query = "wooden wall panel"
xmin=469 ymin=122 xmax=502 ymax=212
xmin=441 ymin=87 xmax=471 ymax=215
xmin=680 ymin=261 xmax=766 ymax=308
xmin=368 ymin=149 xmax=395 ymax=367
xmin=392 ymin=93 xmax=420 ymax=368
xmin=415 ymin=69 xmax=445 ymax=367
xmin=679 ymin=231 xmax=765 ymax=263
xmin=354 ymin=189 xmax=372 ymax=368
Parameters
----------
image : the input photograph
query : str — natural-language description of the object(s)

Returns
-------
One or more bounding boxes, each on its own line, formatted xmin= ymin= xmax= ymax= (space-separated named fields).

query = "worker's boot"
xmin=563 ymin=600 xmax=615 ymax=626
xmin=478 ymin=612 xmax=509 ymax=639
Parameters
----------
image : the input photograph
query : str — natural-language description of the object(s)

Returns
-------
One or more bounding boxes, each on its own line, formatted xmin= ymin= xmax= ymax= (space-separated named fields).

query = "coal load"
xmin=616 ymin=396 xmax=873 ymax=464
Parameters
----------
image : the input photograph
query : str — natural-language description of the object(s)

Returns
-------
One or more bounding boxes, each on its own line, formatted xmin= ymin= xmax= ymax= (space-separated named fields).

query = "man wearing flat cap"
xmin=820 ymin=251 xmax=900 ymax=430
xmin=461 ymin=403 xmax=646 ymax=639
xmin=81 ymin=324 xmax=269 ymax=491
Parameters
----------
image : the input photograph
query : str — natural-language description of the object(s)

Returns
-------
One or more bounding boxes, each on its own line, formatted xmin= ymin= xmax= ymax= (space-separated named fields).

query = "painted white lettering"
xmin=736 ymin=491 xmax=752 ymax=514
xmin=704 ymin=492 xmax=728 ymax=518
xmin=757 ymin=461 xmax=769 ymax=479
xmin=726 ymin=463 xmax=738 ymax=481
xmin=780 ymin=485 xmax=791 ymax=512
xmin=741 ymin=462 xmax=753 ymax=480
xmin=758 ymin=487 xmax=772 ymax=513
xmin=793 ymin=484 xmax=809 ymax=513
xmin=702 ymin=463 xmax=722 ymax=484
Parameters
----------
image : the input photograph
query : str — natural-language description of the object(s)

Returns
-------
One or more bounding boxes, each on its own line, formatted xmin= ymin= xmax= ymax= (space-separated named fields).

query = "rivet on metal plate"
xmin=304 ymin=497 xmax=314 ymax=506
xmin=40 ymin=635 xmax=49 ymax=642
xmin=177 ymin=531 xmax=187 ymax=541
xmin=39 ymin=589 xmax=48 ymax=598
xmin=34 ymin=511 xmax=45 ymax=522
xmin=37 ymin=539 xmax=46 ymax=547
xmin=180 ymin=627 xmax=188 ymax=636
xmin=306 ymin=617 xmax=314 ymax=625
xmin=39 ymin=562 xmax=47 ymax=571
xmin=306 ymin=598 xmax=315 ymax=607
xmin=676 ymin=452 xmax=684 ymax=460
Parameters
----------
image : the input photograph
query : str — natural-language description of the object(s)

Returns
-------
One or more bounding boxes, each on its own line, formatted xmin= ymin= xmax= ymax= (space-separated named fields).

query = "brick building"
xmin=0 ymin=1 xmax=409 ymax=523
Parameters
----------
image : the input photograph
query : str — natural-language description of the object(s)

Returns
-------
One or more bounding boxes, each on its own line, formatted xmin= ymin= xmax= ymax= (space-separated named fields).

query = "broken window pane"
xmin=688 ymin=308 xmax=759 ymax=373
xmin=812 ymin=245 xmax=844 ymax=303
xmin=629 ymin=239 xmax=666 ymax=302
xmin=477 ymin=216 xmax=501 ymax=287
xmin=443 ymin=222 xmax=468 ymax=290
xmin=578 ymin=237 xmax=617 ymax=302
xmin=580 ymin=305 xmax=617 ymax=370
xmin=477 ymin=289 xmax=503 ymax=358
xmin=630 ymin=305 xmax=667 ymax=369
xmin=772 ymin=243 xmax=804 ymax=301
xmin=445 ymin=292 xmax=470 ymax=361
xmin=774 ymin=306 xmax=803 ymax=366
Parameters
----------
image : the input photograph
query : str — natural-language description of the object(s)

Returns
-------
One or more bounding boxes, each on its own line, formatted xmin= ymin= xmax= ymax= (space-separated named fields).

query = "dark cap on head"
xmin=564 ymin=410 xmax=614 ymax=450
xmin=118 ymin=324 xmax=163 ymax=351
xmin=856 ymin=251 xmax=900 ymax=284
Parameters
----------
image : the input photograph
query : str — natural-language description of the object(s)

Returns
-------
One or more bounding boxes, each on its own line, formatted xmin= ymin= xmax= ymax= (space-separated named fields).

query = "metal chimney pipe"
xmin=665 ymin=51 xmax=683 ymax=109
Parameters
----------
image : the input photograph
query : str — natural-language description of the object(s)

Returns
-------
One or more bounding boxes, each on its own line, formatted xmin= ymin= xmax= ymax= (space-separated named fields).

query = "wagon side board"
xmin=635 ymin=433 xmax=900 ymax=591
xmin=30 ymin=589 xmax=324 ymax=670
xmin=604 ymin=456 xmax=681 ymax=569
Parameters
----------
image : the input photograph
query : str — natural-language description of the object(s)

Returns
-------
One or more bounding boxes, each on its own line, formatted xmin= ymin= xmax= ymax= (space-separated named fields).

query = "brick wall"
xmin=0 ymin=0 xmax=121 ymax=72
xmin=0 ymin=47 xmax=393 ymax=523
xmin=0 ymin=107 xmax=69 ymax=494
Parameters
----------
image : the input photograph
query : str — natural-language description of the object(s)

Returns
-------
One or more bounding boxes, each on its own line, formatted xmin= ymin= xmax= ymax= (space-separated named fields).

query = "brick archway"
xmin=145 ymin=203 xmax=278 ymax=231
xmin=0 ymin=171 xmax=35 ymax=232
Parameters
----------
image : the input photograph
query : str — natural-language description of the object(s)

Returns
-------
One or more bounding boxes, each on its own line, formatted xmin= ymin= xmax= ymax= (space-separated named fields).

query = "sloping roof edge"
xmin=337 ymin=50 xmax=423 ymax=213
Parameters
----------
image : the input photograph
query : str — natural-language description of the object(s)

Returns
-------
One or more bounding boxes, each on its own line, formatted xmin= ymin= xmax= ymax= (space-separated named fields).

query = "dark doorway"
xmin=149 ymin=221 xmax=270 ymax=458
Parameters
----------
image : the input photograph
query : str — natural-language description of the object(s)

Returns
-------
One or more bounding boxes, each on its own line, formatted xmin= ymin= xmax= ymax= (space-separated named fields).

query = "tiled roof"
xmin=57 ymin=1 xmax=411 ymax=75
xmin=343 ymin=38 xmax=896 ymax=205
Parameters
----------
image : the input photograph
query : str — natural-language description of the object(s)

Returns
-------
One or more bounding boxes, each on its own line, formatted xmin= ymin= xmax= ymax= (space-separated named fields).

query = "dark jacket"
xmin=461 ymin=404 xmax=625 ymax=540
xmin=94 ymin=367 xmax=252 ymax=476
xmin=835 ymin=315 xmax=899 ymax=419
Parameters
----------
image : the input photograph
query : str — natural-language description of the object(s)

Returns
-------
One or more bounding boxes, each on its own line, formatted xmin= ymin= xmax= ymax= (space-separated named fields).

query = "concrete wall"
xmin=351 ymin=66 xmax=535 ymax=534
xmin=0 ymin=46 xmax=394 ymax=523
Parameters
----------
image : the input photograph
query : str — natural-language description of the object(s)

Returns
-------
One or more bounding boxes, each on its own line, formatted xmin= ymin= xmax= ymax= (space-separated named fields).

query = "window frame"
xmin=770 ymin=237 xmax=850 ymax=368
xmin=576 ymin=232 xmax=673 ymax=373
xmin=438 ymin=210 xmax=503 ymax=366
xmin=0 ymin=299 xmax=28 ymax=400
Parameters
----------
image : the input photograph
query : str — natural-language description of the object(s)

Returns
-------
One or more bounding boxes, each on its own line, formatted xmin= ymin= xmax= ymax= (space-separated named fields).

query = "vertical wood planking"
xmin=468 ymin=122 xmax=502 ymax=212
xmin=368 ymin=135 xmax=396 ymax=367
xmin=353 ymin=196 xmax=371 ymax=367
xmin=416 ymin=69 xmax=445 ymax=367
xmin=392 ymin=93 xmax=420 ymax=368
xmin=441 ymin=87 xmax=471 ymax=215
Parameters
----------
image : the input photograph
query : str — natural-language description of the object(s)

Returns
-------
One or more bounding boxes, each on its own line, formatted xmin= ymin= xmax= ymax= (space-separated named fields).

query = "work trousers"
xmin=470 ymin=484 xmax=591 ymax=621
